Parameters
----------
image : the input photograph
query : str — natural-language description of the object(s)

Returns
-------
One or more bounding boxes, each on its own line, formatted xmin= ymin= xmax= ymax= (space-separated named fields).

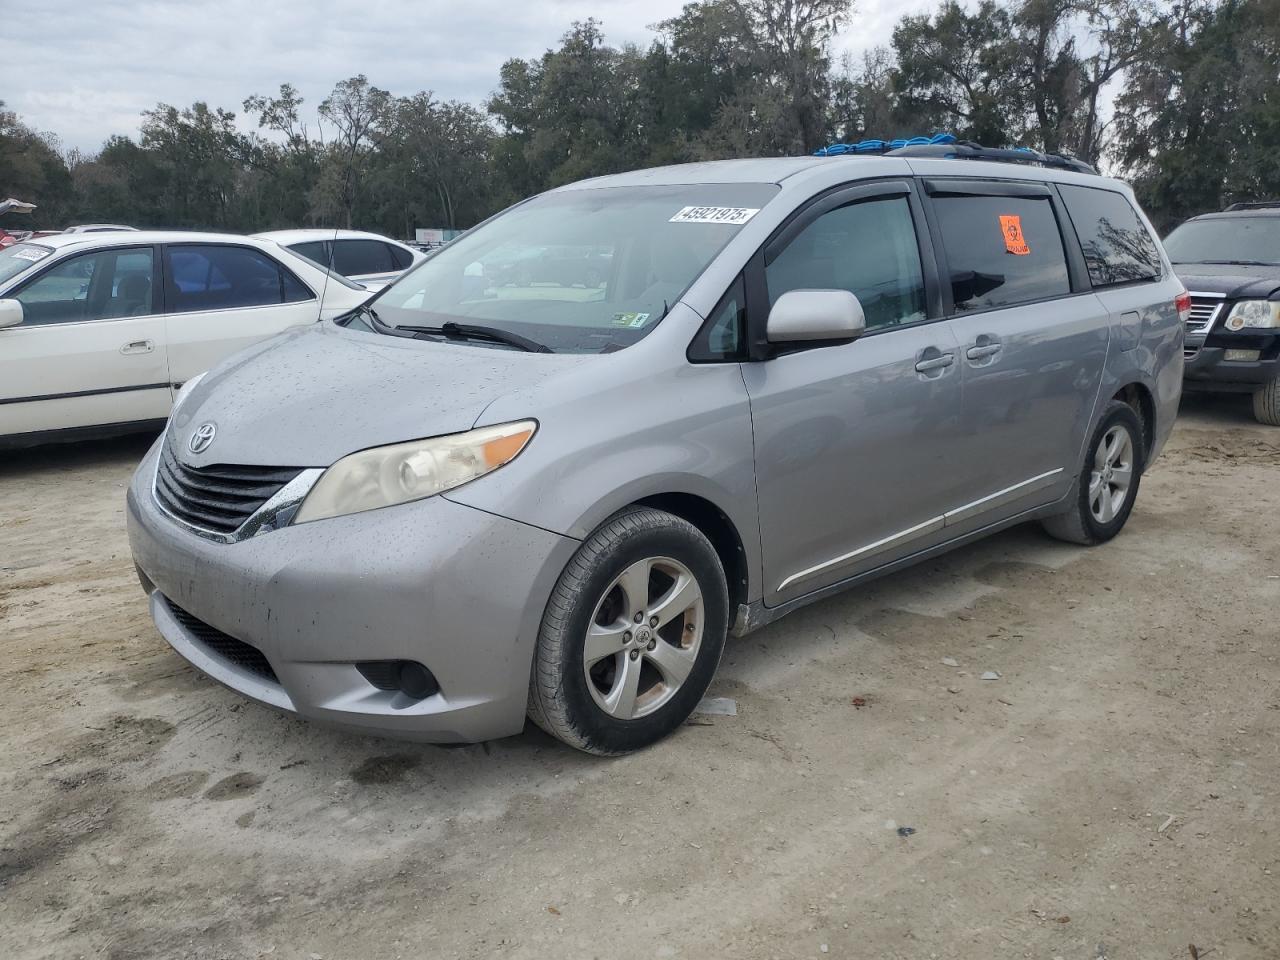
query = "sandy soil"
xmin=1 ymin=393 xmax=1277 ymax=960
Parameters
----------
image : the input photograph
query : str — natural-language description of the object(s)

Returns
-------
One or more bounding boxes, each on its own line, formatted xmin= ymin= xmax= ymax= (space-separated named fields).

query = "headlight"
xmin=1224 ymin=300 xmax=1280 ymax=330
xmin=171 ymin=372 xmax=207 ymax=412
xmin=293 ymin=420 xmax=536 ymax=524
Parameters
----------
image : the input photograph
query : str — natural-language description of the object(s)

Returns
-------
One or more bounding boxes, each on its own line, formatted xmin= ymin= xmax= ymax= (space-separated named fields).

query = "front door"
xmin=0 ymin=245 xmax=168 ymax=438
xmin=741 ymin=184 xmax=970 ymax=607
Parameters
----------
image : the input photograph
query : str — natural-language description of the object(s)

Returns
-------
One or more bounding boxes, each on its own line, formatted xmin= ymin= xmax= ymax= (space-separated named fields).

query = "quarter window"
xmin=689 ymin=275 xmax=746 ymax=361
xmin=1059 ymin=185 xmax=1161 ymax=287
xmin=933 ymin=194 xmax=1070 ymax=311
xmin=14 ymin=247 xmax=155 ymax=326
xmin=387 ymin=243 xmax=414 ymax=270
xmin=166 ymin=245 xmax=314 ymax=313
xmin=289 ymin=240 xmax=331 ymax=267
xmin=766 ymin=196 xmax=927 ymax=330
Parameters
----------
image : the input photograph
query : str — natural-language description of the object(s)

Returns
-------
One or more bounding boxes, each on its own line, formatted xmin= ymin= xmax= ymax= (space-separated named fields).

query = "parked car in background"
xmin=128 ymin=143 xmax=1182 ymax=754
xmin=0 ymin=196 xmax=36 ymax=247
xmin=63 ymin=224 xmax=139 ymax=234
xmin=0 ymin=231 xmax=368 ymax=448
xmin=252 ymin=229 xmax=426 ymax=290
xmin=1164 ymin=201 xmax=1280 ymax=424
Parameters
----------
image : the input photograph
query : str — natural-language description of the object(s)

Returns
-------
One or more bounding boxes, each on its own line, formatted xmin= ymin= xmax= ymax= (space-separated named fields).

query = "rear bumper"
xmin=126 ymin=441 xmax=579 ymax=743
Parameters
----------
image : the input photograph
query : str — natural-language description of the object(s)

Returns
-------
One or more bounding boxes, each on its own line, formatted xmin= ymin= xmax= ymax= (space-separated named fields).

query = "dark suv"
xmin=1164 ymin=202 xmax=1280 ymax=425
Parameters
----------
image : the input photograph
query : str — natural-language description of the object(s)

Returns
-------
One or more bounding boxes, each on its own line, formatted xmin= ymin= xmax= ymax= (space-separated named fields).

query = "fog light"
xmin=1223 ymin=349 xmax=1261 ymax=362
xmin=356 ymin=660 xmax=440 ymax=700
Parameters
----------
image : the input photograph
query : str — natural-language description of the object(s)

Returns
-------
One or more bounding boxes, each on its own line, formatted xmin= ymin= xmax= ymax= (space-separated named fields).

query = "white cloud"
xmin=4 ymin=0 xmax=940 ymax=151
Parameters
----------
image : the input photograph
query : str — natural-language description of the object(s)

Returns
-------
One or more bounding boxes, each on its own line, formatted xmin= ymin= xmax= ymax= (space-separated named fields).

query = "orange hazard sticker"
xmin=1000 ymin=214 xmax=1030 ymax=255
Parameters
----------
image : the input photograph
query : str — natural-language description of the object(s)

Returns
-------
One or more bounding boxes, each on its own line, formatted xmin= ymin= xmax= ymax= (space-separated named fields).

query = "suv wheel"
xmin=1041 ymin=400 xmax=1144 ymax=545
xmin=527 ymin=507 xmax=729 ymax=755
xmin=1253 ymin=375 xmax=1280 ymax=426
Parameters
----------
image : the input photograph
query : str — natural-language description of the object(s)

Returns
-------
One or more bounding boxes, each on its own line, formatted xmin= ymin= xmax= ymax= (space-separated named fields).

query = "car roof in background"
xmin=252 ymin=228 xmax=413 ymax=245
xmin=27 ymin=230 xmax=300 ymax=252
xmin=1188 ymin=209 xmax=1280 ymax=220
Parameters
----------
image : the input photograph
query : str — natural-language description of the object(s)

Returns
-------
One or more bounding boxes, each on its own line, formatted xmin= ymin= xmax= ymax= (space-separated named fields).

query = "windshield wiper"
xmin=394 ymin=321 xmax=552 ymax=353
xmin=1185 ymin=259 xmax=1279 ymax=266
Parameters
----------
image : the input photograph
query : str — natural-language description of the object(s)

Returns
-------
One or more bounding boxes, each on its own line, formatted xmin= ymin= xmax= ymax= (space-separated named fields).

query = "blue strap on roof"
xmin=814 ymin=132 xmax=955 ymax=157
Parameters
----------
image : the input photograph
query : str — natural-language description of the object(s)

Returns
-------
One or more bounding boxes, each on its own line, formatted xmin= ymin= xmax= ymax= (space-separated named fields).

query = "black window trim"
xmin=741 ymin=177 xmax=944 ymax=361
xmin=160 ymin=241 xmax=317 ymax=316
xmin=8 ymin=243 xmax=162 ymax=327
xmin=918 ymin=176 xmax=1090 ymax=320
xmin=1054 ymin=182 xmax=1165 ymax=290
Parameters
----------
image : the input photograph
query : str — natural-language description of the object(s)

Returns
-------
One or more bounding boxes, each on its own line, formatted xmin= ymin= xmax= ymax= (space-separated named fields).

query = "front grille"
xmin=155 ymin=444 xmax=301 ymax=534
xmin=165 ymin=598 xmax=279 ymax=684
xmin=1186 ymin=295 xmax=1225 ymax=335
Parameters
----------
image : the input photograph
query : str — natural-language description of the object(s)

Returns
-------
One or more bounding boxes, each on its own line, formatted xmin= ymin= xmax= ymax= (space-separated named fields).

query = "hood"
xmin=1173 ymin=263 xmax=1280 ymax=300
xmin=171 ymin=321 xmax=589 ymax=467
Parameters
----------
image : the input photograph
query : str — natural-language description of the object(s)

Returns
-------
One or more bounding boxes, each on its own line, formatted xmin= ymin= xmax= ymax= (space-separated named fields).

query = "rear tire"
xmin=1253 ymin=375 xmax=1280 ymax=426
xmin=527 ymin=507 xmax=729 ymax=755
xmin=1041 ymin=400 xmax=1144 ymax=546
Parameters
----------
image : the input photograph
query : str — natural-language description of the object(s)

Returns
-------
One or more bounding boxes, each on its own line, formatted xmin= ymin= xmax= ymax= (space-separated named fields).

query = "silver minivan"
xmin=126 ymin=148 xmax=1185 ymax=754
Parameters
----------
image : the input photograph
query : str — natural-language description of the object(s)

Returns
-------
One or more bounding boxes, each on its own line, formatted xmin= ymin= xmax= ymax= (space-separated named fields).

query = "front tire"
xmin=528 ymin=507 xmax=729 ymax=755
xmin=1041 ymin=400 xmax=1144 ymax=545
xmin=1253 ymin=375 xmax=1280 ymax=426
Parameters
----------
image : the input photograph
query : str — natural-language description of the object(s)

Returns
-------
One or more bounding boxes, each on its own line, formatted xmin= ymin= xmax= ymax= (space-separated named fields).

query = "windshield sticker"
xmin=10 ymin=247 xmax=49 ymax=263
xmin=611 ymin=312 xmax=652 ymax=328
xmin=670 ymin=206 xmax=760 ymax=225
xmin=1000 ymin=215 xmax=1030 ymax=255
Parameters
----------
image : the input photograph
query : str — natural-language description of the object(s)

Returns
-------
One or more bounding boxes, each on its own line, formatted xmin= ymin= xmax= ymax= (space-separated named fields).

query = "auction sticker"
xmin=670 ymin=206 xmax=759 ymax=225
xmin=11 ymin=247 xmax=49 ymax=262
xmin=999 ymin=215 xmax=1030 ymax=255
xmin=611 ymin=312 xmax=651 ymax=328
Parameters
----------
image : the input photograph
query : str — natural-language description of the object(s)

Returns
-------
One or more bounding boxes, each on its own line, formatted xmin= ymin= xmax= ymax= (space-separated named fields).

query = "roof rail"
xmin=813 ymin=134 xmax=1097 ymax=175
xmin=1224 ymin=200 xmax=1280 ymax=211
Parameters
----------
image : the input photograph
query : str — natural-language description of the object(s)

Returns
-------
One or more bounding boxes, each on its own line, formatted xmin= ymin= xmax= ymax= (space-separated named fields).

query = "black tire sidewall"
xmin=553 ymin=522 xmax=728 ymax=754
xmin=1076 ymin=403 xmax=1145 ymax=542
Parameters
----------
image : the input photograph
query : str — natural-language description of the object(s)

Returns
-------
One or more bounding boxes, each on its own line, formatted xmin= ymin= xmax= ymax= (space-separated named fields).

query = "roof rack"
xmin=814 ymin=134 xmax=1097 ymax=175
xmin=1224 ymin=200 xmax=1280 ymax=211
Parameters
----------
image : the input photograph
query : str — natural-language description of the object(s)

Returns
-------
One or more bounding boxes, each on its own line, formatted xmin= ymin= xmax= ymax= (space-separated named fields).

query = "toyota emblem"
xmin=189 ymin=422 xmax=217 ymax=454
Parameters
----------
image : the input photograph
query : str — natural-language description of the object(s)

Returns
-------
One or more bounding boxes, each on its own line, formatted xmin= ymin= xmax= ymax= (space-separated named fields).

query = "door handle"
xmin=914 ymin=353 xmax=955 ymax=372
xmin=120 ymin=339 xmax=154 ymax=355
xmin=966 ymin=343 xmax=1002 ymax=360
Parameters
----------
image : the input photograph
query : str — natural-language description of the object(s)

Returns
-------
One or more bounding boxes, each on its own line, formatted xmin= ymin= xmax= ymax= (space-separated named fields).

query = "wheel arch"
xmin=1112 ymin=381 xmax=1156 ymax=459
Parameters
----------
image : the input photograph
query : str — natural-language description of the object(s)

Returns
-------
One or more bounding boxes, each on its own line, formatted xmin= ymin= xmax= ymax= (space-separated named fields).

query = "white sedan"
xmin=252 ymin=229 xmax=427 ymax=290
xmin=0 ymin=231 xmax=369 ymax=448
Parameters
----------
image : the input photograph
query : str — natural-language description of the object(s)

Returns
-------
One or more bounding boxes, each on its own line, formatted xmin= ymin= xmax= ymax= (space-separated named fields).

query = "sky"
xmin=2 ymin=0 xmax=937 ymax=153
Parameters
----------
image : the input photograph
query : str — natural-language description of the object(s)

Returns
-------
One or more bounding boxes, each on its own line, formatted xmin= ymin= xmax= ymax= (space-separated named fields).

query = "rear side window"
xmin=766 ymin=196 xmax=927 ymax=330
xmin=167 ymin=245 xmax=315 ymax=313
xmin=933 ymin=194 xmax=1070 ymax=311
xmin=1059 ymin=185 xmax=1161 ymax=286
xmin=332 ymin=239 xmax=394 ymax=276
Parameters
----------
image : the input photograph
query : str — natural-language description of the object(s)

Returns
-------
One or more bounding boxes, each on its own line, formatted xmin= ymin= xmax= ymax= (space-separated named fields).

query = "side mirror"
xmin=0 ymin=299 xmax=23 ymax=330
xmin=766 ymin=289 xmax=865 ymax=343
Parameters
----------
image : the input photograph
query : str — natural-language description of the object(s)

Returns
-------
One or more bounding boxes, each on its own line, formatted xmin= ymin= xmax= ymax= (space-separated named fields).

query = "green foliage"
xmin=1 ymin=0 xmax=1278 ymax=238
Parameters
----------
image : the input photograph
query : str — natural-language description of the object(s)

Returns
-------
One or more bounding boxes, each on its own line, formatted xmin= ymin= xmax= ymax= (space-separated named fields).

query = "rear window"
xmin=933 ymin=193 xmax=1071 ymax=312
xmin=1059 ymin=185 xmax=1161 ymax=286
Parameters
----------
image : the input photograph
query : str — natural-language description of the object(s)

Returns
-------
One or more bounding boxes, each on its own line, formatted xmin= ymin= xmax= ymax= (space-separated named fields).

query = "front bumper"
xmin=126 ymin=441 xmax=579 ymax=742
xmin=1184 ymin=334 xmax=1280 ymax=392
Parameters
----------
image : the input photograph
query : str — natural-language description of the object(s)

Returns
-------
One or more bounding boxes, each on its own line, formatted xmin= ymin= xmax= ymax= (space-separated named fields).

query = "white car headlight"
xmin=1224 ymin=300 xmax=1280 ymax=330
xmin=293 ymin=420 xmax=537 ymax=524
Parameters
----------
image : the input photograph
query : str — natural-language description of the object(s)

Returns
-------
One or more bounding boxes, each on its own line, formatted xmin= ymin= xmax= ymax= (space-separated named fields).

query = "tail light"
xmin=1175 ymin=290 xmax=1192 ymax=325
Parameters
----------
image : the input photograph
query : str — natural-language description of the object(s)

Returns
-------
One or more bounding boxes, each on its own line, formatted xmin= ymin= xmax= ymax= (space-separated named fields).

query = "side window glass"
xmin=14 ymin=252 xmax=101 ymax=325
xmin=333 ymin=239 xmax=394 ymax=276
xmin=290 ymin=241 xmax=330 ymax=267
xmin=766 ymin=196 xmax=927 ymax=330
xmin=1058 ymin=185 xmax=1162 ymax=287
xmin=281 ymin=268 xmax=314 ymax=303
xmin=103 ymin=250 xmax=155 ymax=318
xmin=689 ymin=275 xmax=746 ymax=361
xmin=933 ymin=194 xmax=1070 ymax=311
xmin=168 ymin=246 xmax=287 ymax=313
xmin=387 ymin=243 xmax=413 ymax=270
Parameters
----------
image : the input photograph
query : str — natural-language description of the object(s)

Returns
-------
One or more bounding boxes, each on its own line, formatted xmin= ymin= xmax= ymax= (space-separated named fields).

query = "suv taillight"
xmin=1175 ymin=290 xmax=1192 ymax=325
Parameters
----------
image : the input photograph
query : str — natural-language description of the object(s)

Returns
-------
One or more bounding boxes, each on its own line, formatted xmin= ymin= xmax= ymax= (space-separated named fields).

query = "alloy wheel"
xmin=1089 ymin=424 xmax=1134 ymax=523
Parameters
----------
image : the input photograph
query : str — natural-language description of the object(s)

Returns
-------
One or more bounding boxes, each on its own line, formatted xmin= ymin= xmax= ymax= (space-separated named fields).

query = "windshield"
xmin=1163 ymin=217 xmax=1280 ymax=265
xmin=367 ymin=183 xmax=779 ymax=353
xmin=0 ymin=243 xmax=54 ymax=286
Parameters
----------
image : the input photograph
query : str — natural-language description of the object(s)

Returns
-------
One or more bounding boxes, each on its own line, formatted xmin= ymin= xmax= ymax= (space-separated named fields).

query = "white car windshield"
xmin=365 ymin=183 xmax=778 ymax=353
xmin=0 ymin=243 xmax=54 ymax=286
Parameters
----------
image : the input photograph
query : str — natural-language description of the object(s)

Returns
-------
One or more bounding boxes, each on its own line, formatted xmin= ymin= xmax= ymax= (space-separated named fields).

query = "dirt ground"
xmin=1 ymin=393 xmax=1277 ymax=960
